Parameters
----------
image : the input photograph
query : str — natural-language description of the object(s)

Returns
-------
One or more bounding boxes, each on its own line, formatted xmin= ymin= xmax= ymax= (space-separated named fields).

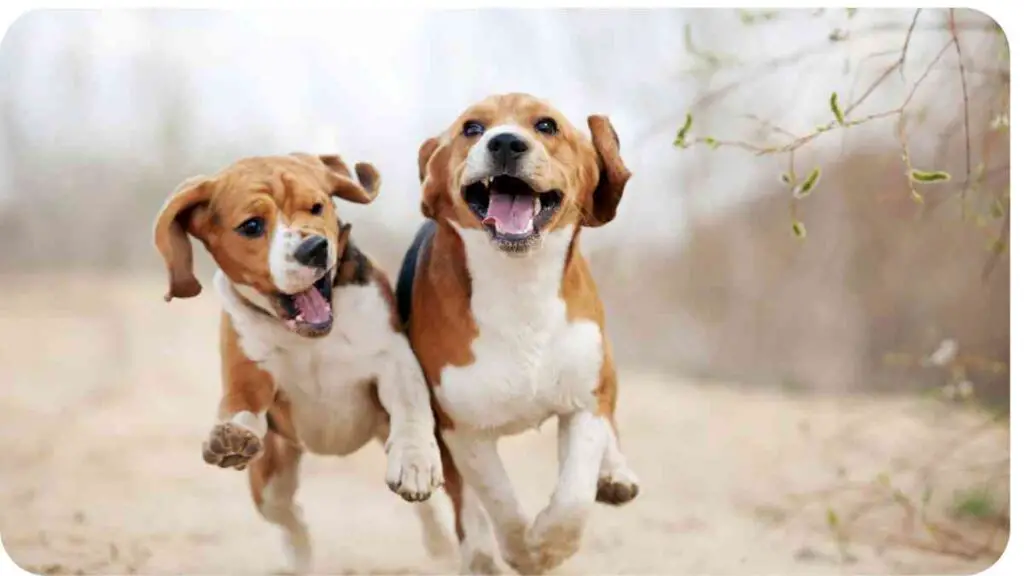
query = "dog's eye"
xmin=235 ymin=217 xmax=266 ymax=239
xmin=311 ymin=203 xmax=323 ymax=216
xmin=534 ymin=117 xmax=558 ymax=135
xmin=462 ymin=121 xmax=485 ymax=138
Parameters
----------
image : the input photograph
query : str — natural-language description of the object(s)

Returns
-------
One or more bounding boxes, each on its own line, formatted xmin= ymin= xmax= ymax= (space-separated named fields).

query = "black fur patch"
xmin=396 ymin=220 xmax=437 ymax=329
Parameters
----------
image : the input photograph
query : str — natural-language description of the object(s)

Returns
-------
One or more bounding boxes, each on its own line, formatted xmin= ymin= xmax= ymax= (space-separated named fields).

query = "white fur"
xmin=458 ymin=487 xmax=501 ymax=575
xmin=443 ymin=433 xmax=532 ymax=574
xmin=436 ymin=224 xmax=615 ymax=573
xmin=232 ymin=283 xmax=278 ymax=318
xmin=258 ymin=452 xmax=312 ymax=575
xmin=439 ymin=225 xmax=604 ymax=434
xmin=216 ymin=270 xmax=438 ymax=455
xmin=599 ymin=418 xmax=638 ymax=488
xmin=212 ymin=269 xmax=446 ymax=572
xmin=526 ymin=411 xmax=607 ymax=570
xmin=229 ymin=409 xmax=268 ymax=438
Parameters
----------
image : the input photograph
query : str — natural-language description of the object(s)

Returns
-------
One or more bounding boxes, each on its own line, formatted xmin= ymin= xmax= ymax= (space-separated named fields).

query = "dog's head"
xmin=417 ymin=92 xmax=631 ymax=255
xmin=152 ymin=153 xmax=380 ymax=337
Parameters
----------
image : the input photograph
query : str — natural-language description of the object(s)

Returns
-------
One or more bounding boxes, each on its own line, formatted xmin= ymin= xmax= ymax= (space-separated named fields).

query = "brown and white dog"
xmin=153 ymin=153 xmax=449 ymax=574
xmin=395 ymin=93 xmax=640 ymax=575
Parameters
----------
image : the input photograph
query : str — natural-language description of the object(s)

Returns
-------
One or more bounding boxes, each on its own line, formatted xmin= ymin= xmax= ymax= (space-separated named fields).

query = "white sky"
xmin=0 ymin=8 xmax=976 ymax=249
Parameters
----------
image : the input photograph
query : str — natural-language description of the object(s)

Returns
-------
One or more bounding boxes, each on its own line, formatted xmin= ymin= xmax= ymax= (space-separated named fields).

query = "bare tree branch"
xmin=844 ymin=49 xmax=902 ymax=117
xmin=678 ymin=39 xmax=954 ymax=160
xmin=982 ymin=211 xmax=1009 ymax=281
xmin=949 ymin=8 xmax=972 ymax=220
xmin=899 ymin=9 xmax=923 ymax=81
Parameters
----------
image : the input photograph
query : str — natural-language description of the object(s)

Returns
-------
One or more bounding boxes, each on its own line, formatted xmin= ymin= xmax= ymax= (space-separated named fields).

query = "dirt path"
xmin=0 ymin=273 xmax=1008 ymax=575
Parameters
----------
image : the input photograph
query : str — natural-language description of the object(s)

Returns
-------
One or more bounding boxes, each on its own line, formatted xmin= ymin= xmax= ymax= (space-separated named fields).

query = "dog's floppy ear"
xmin=583 ymin=115 xmax=632 ymax=227
xmin=294 ymin=153 xmax=381 ymax=205
xmin=418 ymin=136 xmax=449 ymax=220
xmin=418 ymin=136 xmax=440 ymax=184
xmin=153 ymin=175 xmax=213 ymax=302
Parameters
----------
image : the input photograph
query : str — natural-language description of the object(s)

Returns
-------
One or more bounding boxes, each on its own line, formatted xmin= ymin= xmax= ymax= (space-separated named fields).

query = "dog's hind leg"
xmin=437 ymin=437 xmax=501 ymax=575
xmin=592 ymin=353 xmax=640 ymax=507
xmin=411 ymin=496 xmax=456 ymax=559
xmin=249 ymin=431 xmax=311 ymax=575
xmin=596 ymin=416 xmax=640 ymax=506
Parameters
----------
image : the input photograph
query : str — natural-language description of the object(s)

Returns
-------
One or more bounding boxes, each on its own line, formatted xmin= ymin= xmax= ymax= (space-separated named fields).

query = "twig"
xmin=949 ymin=9 xmax=972 ymax=220
xmin=899 ymin=9 xmax=923 ymax=80
xmin=647 ymin=18 xmax=950 ymax=143
xmin=843 ymin=9 xmax=922 ymax=118
xmin=981 ymin=212 xmax=1009 ymax=280
xmin=845 ymin=51 xmax=902 ymax=117
xmin=845 ymin=60 xmax=900 ymax=118
xmin=682 ymin=15 xmax=990 ymax=109
xmin=886 ymin=532 xmax=999 ymax=560
xmin=681 ymin=39 xmax=954 ymax=158
xmin=741 ymin=113 xmax=799 ymax=139
xmin=912 ymin=416 xmax=1005 ymax=486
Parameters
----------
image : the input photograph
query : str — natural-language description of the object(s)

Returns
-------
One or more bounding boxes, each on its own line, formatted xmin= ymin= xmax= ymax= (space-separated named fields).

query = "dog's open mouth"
xmin=462 ymin=175 xmax=563 ymax=252
xmin=273 ymin=273 xmax=334 ymax=337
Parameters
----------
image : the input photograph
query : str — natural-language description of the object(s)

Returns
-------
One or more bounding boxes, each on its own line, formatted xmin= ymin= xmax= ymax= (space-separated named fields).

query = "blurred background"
xmin=0 ymin=8 xmax=1011 ymax=576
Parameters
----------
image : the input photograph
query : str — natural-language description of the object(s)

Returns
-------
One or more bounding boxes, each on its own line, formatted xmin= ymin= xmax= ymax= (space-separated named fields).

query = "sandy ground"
xmin=0 ymin=273 xmax=1009 ymax=575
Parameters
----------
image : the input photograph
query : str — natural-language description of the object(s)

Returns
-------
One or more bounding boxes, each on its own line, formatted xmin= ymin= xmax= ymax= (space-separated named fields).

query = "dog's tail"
xmin=396 ymin=219 xmax=437 ymax=331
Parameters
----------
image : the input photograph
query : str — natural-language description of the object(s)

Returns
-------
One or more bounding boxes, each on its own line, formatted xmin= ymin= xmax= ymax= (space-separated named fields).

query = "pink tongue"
xmin=293 ymin=286 xmax=331 ymax=325
xmin=482 ymin=193 xmax=535 ymax=235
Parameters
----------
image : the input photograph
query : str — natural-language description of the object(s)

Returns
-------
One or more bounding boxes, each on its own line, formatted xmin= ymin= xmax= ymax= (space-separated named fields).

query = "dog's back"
xmin=397 ymin=219 xmax=437 ymax=330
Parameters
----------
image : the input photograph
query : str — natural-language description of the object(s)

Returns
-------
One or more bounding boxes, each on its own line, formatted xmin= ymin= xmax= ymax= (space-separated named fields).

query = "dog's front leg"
xmin=375 ymin=342 xmax=444 ymax=502
xmin=443 ymin=430 xmax=536 ymax=575
xmin=202 ymin=313 xmax=274 ymax=470
xmin=527 ymin=409 xmax=608 ymax=572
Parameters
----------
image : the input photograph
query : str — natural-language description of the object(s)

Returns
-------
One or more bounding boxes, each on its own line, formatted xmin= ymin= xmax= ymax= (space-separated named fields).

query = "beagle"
xmin=152 ymin=153 xmax=449 ymax=574
xmin=396 ymin=93 xmax=640 ymax=575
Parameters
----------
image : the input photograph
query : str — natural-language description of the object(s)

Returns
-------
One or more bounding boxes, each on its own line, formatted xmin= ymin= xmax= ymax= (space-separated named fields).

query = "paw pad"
xmin=202 ymin=422 xmax=263 ymax=470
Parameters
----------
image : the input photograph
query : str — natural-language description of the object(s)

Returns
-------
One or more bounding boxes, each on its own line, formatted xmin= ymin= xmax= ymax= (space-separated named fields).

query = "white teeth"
xmin=296 ymin=313 xmax=305 ymax=322
xmin=533 ymin=196 xmax=541 ymax=216
xmin=483 ymin=177 xmax=492 ymax=188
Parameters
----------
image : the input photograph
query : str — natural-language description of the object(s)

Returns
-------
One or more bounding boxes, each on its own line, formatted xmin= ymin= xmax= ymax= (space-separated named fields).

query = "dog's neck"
xmin=447 ymin=220 xmax=580 ymax=311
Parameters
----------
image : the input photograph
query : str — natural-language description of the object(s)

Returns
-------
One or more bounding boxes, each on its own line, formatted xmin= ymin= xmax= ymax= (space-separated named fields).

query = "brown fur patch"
xmin=266 ymin=390 xmax=300 ymax=446
xmin=406 ymin=221 xmax=477 ymax=422
xmin=218 ymin=311 xmax=276 ymax=420
xmin=559 ymin=226 xmax=618 ymax=424
xmin=248 ymin=431 xmax=302 ymax=509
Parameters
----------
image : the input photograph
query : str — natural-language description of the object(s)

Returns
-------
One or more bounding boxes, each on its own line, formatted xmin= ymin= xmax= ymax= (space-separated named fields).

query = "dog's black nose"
xmin=487 ymin=133 xmax=529 ymax=168
xmin=294 ymin=235 xmax=329 ymax=269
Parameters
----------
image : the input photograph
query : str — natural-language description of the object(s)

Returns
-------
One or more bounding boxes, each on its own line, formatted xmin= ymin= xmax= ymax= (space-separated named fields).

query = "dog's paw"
xmin=463 ymin=550 xmax=502 ymax=575
xmin=497 ymin=522 xmax=537 ymax=576
xmin=596 ymin=465 xmax=640 ymax=506
xmin=385 ymin=430 xmax=444 ymax=502
xmin=202 ymin=422 xmax=263 ymax=470
xmin=525 ymin=503 xmax=587 ymax=573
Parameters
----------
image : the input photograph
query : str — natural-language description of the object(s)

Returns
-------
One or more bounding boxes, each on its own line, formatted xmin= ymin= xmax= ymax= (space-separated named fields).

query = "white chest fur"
xmin=438 ymin=226 xmax=605 ymax=436
xmin=214 ymin=271 xmax=393 ymax=456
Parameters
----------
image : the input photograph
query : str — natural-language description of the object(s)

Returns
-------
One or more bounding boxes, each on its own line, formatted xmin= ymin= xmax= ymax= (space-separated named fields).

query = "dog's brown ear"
xmin=583 ymin=115 xmax=632 ymax=227
xmin=153 ymin=175 xmax=213 ymax=302
xmin=418 ymin=136 xmax=449 ymax=219
xmin=418 ymin=137 xmax=440 ymax=184
xmin=322 ymin=154 xmax=381 ymax=205
xmin=293 ymin=153 xmax=381 ymax=205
